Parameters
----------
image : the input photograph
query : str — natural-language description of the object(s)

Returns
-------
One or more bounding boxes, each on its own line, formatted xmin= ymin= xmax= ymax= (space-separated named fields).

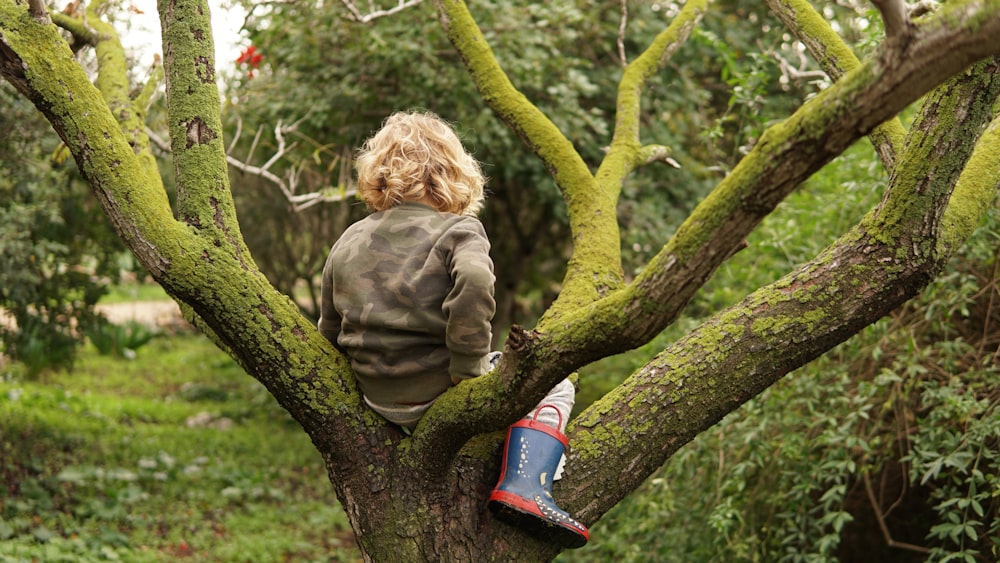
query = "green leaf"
xmin=32 ymin=526 xmax=54 ymax=543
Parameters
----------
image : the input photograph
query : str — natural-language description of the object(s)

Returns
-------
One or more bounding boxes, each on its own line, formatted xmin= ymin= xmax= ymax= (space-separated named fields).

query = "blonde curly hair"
xmin=355 ymin=111 xmax=486 ymax=216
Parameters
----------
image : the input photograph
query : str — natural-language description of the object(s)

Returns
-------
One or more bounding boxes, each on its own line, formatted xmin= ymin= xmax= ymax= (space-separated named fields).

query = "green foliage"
xmin=0 ymin=82 xmax=126 ymax=375
xmin=100 ymin=283 xmax=170 ymax=305
xmin=906 ymin=365 xmax=1000 ymax=561
xmin=225 ymin=0 xmax=816 ymax=326
xmin=565 ymin=137 xmax=1000 ymax=561
xmin=0 ymin=334 xmax=356 ymax=561
xmin=83 ymin=319 xmax=159 ymax=359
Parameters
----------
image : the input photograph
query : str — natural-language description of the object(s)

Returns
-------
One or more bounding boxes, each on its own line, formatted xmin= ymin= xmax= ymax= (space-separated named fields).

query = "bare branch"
xmin=225 ymin=118 xmax=358 ymax=211
xmin=146 ymin=127 xmax=170 ymax=152
xmin=153 ymin=117 xmax=358 ymax=211
xmin=772 ymin=42 xmax=829 ymax=83
xmin=617 ymin=0 xmax=628 ymax=66
xmin=341 ymin=0 xmax=423 ymax=23
xmin=863 ymin=472 xmax=931 ymax=554
xmin=226 ymin=116 xmax=243 ymax=156
xmin=27 ymin=0 xmax=48 ymax=21
xmin=872 ymin=0 xmax=911 ymax=41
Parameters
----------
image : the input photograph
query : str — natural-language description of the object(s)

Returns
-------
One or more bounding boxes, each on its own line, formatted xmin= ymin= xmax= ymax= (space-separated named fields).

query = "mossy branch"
xmin=939 ymin=112 xmax=1000 ymax=255
xmin=134 ymin=57 xmax=163 ymax=111
xmin=874 ymin=57 xmax=1000 ymax=244
xmin=148 ymin=1 xmax=377 ymax=460
xmin=532 ymin=1 xmax=1000 ymax=365
xmin=0 ymin=0 xmax=178 ymax=275
xmin=434 ymin=0 xmax=622 ymax=310
xmin=404 ymin=326 xmax=559 ymax=472
xmin=432 ymin=0 xmax=591 ymax=204
xmin=563 ymin=64 xmax=1000 ymax=523
xmin=2 ymin=0 xmax=372 ymax=476
xmin=51 ymin=12 xmax=98 ymax=44
xmin=595 ymin=0 xmax=707 ymax=183
xmin=51 ymin=4 xmax=153 ymax=158
xmin=417 ymin=1 xmax=1000 ymax=477
xmin=158 ymin=0 xmax=237 ymax=237
xmin=766 ymin=0 xmax=907 ymax=171
xmin=537 ymin=0 xmax=708 ymax=323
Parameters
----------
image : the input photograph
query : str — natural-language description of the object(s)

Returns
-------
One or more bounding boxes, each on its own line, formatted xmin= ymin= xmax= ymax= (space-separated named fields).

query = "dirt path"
xmin=0 ymin=300 xmax=185 ymax=332
xmin=97 ymin=300 xmax=186 ymax=329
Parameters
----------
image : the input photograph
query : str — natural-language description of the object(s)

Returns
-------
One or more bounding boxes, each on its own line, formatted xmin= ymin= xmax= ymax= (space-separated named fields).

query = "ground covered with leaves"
xmin=0 ymin=334 xmax=359 ymax=562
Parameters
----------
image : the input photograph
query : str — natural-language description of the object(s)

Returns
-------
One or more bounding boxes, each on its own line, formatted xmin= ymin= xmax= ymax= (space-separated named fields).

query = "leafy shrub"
xmin=84 ymin=319 xmax=158 ymax=359
xmin=566 ymin=212 xmax=999 ymax=562
xmin=3 ymin=318 xmax=80 ymax=378
xmin=565 ymin=133 xmax=999 ymax=560
xmin=0 ymin=82 xmax=125 ymax=376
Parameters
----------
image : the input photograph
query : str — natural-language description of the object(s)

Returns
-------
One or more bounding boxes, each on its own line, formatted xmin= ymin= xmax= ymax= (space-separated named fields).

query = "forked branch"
xmin=340 ymin=0 xmax=423 ymax=23
xmin=873 ymin=0 xmax=912 ymax=41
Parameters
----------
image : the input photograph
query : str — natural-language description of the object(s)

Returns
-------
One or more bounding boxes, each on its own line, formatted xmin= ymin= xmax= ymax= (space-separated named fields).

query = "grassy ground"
xmin=99 ymin=282 xmax=171 ymax=304
xmin=0 ymin=332 xmax=360 ymax=562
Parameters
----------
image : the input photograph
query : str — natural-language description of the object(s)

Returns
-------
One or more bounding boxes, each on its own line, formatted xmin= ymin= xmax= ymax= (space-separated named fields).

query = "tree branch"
xmin=872 ymin=0 xmax=912 ymax=42
xmin=133 ymin=56 xmax=163 ymax=111
xmin=637 ymin=144 xmax=679 ymax=167
xmin=27 ymin=0 xmax=47 ymax=21
xmin=225 ymin=117 xmax=359 ymax=210
xmin=52 ymin=9 xmax=99 ymax=47
xmin=616 ymin=0 xmax=627 ymax=66
xmin=412 ymin=0 xmax=1000 ymax=473
xmin=340 ymin=0 xmax=423 ymax=23
xmin=534 ymin=0 xmax=1000 ymax=365
xmin=765 ymin=0 xmax=906 ymax=171
xmin=160 ymin=0 xmax=233 ymax=232
xmin=2 ymin=0 xmax=374 ymax=470
xmin=937 ymin=84 xmax=1000 ymax=254
xmin=541 ymin=0 xmax=708 ymax=322
xmin=0 ymin=0 xmax=176 ymax=274
xmin=863 ymin=471 xmax=931 ymax=554
xmin=562 ymin=52 xmax=1000 ymax=527
xmin=433 ymin=0 xmax=611 ymax=303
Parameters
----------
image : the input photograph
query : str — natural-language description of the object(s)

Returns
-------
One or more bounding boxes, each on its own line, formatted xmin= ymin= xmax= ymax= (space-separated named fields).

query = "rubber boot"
xmin=488 ymin=406 xmax=589 ymax=549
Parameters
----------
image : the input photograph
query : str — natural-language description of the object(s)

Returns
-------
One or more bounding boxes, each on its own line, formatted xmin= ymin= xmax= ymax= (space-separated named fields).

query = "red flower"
xmin=236 ymin=45 xmax=264 ymax=77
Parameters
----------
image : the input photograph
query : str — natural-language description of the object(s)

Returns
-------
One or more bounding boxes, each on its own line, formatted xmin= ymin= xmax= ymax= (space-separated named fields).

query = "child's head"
xmin=355 ymin=111 xmax=486 ymax=216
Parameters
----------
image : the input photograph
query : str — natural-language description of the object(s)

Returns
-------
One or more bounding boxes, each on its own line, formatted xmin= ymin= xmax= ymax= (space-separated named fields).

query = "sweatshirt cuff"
xmin=450 ymin=353 xmax=491 ymax=384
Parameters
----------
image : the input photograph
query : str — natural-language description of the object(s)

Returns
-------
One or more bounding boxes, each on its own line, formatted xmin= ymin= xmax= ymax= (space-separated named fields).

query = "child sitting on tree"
xmin=317 ymin=111 xmax=589 ymax=549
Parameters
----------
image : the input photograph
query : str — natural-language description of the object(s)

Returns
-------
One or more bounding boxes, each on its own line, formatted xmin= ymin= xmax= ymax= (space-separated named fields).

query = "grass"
xmin=0 ymin=333 xmax=359 ymax=562
xmin=99 ymin=282 xmax=171 ymax=305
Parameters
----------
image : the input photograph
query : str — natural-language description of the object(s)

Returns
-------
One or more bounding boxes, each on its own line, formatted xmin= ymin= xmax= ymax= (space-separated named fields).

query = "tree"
xmin=224 ymin=0 xmax=636 ymax=326
xmin=2 ymin=0 xmax=999 ymax=559
xmin=0 ymin=80 xmax=123 ymax=373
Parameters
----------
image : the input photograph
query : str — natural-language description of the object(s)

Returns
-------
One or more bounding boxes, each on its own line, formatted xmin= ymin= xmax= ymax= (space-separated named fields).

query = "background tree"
xmin=0 ymin=81 xmax=126 ymax=374
xmin=224 ymin=0 xmax=811 ymax=327
xmin=1 ymin=0 xmax=999 ymax=561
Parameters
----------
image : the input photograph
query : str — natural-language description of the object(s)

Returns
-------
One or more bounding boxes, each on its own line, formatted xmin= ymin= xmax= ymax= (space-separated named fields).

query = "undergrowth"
xmin=0 ymin=334 xmax=358 ymax=562
xmin=564 ymin=140 xmax=1000 ymax=561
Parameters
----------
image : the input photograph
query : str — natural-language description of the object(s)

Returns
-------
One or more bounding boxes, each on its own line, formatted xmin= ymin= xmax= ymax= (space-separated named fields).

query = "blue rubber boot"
xmin=488 ymin=409 xmax=589 ymax=548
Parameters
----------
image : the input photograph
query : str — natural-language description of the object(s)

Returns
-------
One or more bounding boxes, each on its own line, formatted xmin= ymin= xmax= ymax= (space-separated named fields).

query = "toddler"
xmin=318 ymin=111 xmax=588 ymax=548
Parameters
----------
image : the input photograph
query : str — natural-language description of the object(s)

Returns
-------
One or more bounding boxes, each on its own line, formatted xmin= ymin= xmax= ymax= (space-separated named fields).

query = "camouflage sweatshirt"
xmin=318 ymin=202 xmax=496 ymax=408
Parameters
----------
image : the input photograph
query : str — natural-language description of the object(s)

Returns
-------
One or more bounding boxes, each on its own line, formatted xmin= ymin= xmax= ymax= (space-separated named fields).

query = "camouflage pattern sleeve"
xmin=442 ymin=218 xmax=496 ymax=383
xmin=317 ymin=249 xmax=343 ymax=349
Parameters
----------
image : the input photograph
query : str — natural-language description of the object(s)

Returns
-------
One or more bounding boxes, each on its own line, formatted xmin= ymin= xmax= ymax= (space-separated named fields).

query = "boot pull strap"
xmin=532 ymin=403 xmax=563 ymax=430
